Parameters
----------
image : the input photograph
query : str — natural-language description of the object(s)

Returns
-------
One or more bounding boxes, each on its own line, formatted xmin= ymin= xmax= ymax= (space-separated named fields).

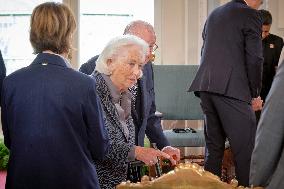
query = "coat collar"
xmin=31 ymin=53 xmax=71 ymax=68
xmin=139 ymin=76 xmax=147 ymax=120
xmin=132 ymin=62 xmax=151 ymax=123
xmin=232 ymin=0 xmax=247 ymax=5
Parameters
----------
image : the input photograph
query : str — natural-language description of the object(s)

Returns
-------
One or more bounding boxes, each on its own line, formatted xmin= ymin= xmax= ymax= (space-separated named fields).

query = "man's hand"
xmin=134 ymin=146 xmax=170 ymax=166
xmin=252 ymin=96 xmax=263 ymax=111
xmin=161 ymin=146 xmax=180 ymax=165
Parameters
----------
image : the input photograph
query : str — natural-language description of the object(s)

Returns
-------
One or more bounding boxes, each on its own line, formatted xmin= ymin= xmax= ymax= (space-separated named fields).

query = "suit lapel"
xmin=94 ymin=72 xmax=128 ymax=140
xmin=140 ymin=74 xmax=147 ymax=123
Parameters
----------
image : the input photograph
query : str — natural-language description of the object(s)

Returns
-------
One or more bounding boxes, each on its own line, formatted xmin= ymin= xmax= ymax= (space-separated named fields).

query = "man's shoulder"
xmin=267 ymin=34 xmax=284 ymax=44
xmin=79 ymin=55 xmax=99 ymax=75
xmin=142 ymin=61 xmax=154 ymax=79
xmin=208 ymin=0 xmax=257 ymax=24
xmin=143 ymin=61 xmax=153 ymax=71
xmin=87 ymin=55 xmax=100 ymax=64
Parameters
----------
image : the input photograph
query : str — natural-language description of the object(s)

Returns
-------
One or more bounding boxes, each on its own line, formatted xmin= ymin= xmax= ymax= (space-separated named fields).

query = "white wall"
xmin=64 ymin=0 xmax=284 ymax=67
xmin=264 ymin=0 xmax=284 ymax=63
xmin=154 ymin=0 xmax=207 ymax=65
xmin=154 ymin=0 xmax=284 ymax=65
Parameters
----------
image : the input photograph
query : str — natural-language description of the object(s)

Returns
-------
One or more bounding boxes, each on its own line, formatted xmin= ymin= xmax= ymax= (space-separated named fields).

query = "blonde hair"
xmin=30 ymin=2 xmax=76 ymax=54
xmin=95 ymin=35 xmax=148 ymax=75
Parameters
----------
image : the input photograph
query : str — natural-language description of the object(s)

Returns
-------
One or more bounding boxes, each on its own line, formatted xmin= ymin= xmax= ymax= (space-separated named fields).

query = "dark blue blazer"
xmin=1 ymin=53 xmax=109 ymax=189
xmin=80 ymin=57 xmax=169 ymax=149
xmin=189 ymin=0 xmax=263 ymax=103
xmin=0 ymin=50 xmax=6 ymax=101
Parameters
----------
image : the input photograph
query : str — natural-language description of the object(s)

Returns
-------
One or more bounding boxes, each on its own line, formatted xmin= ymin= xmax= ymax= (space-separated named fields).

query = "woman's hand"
xmin=161 ymin=146 xmax=180 ymax=165
xmin=134 ymin=146 xmax=171 ymax=166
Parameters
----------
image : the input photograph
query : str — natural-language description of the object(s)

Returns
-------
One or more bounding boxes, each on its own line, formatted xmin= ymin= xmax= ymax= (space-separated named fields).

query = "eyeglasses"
xmin=149 ymin=43 xmax=158 ymax=52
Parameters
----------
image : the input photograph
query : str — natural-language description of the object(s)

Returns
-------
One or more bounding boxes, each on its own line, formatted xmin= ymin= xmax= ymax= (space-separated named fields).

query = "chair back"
xmin=153 ymin=65 xmax=203 ymax=120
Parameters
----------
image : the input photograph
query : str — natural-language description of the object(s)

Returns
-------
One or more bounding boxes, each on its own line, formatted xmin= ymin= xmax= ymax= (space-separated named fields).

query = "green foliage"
xmin=140 ymin=165 xmax=149 ymax=176
xmin=144 ymin=137 xmax=150 ymax=148
xmin=0 ymin=140 xmax=9 ymax=170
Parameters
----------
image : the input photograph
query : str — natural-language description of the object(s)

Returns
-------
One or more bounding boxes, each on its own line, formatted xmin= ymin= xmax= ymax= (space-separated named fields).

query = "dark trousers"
xmin=255 ymin=110 xmax=261 ymax=124
xmin=199 ymin=92 xmax=257 ymax=187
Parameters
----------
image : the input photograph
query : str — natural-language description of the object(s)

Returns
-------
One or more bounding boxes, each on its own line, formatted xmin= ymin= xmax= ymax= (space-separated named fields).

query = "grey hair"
xmin=95 ymin=34 xmax=149 ymax=75
xmin=123 ymin=20 xmax=154 ymax=36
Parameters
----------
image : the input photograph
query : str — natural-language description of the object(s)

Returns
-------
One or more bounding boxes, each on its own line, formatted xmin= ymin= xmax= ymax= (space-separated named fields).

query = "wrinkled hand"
xmin=161 ymin=146 xmax=180 ymax=165
xmin=134 ymin=146 xmax=170 ymax=166
xmin=251 ymin=96 xmax=263 ymax=111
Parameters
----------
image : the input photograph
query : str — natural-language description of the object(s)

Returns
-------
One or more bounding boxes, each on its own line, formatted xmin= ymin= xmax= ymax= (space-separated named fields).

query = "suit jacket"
xmin=250 ymin=60 xmax=284 ymax=189
xmin=92 ymin=72 xmax=135 ymax=189
xmin=1 ymin=53 xmax=109 ymax=189
xmin=80 ymin=56 xmax=169 ymax=149
xmin=79 ymin=55 xmax=99 ymax=75
xmin=261 ymin=34 xmax=284 ymax=101
xmin=188 ymin=0 xmax=263 ymax=103
xmin=0 ymin=50 xmax=6 ymax=100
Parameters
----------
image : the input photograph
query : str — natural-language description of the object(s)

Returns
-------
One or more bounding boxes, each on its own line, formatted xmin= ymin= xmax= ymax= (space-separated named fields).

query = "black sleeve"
xmin=0 ymin=50 xmax=6 ymax=101
xmin=1 ymin=79 xmax=10 ymax=148
xmin=243 ymin=10 xmax=264 ymax=98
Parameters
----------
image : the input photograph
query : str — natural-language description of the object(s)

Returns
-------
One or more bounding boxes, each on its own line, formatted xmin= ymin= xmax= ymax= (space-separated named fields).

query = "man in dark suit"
xmin=80 ymin=20 xmax=180 ymax=162
xmin=259 ymin=9 xmax=284 ymax=102
xmin=0 ymin=50 xmax=6 ymax=100
xmin=188 ymin=0 xmax=263 ymax=186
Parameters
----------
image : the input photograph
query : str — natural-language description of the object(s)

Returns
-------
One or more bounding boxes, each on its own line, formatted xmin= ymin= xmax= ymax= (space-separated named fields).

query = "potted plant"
xmin=0 ymin=139 xmax=9 ymax=188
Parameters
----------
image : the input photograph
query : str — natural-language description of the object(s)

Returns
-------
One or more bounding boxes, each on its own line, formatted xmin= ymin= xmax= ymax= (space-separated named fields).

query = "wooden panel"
xmin=278 ymin=1 xmax=284 ymax=28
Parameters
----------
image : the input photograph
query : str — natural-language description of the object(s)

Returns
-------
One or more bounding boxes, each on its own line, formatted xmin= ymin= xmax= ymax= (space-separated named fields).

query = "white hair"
xmin=95 ymin=34 xmax=149 ymax=75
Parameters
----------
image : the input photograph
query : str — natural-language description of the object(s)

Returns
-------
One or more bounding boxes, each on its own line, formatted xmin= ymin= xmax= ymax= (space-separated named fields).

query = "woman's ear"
xmin=107 ymin=58 xmax=114 ymax=75
xmin=106 ymin=58 xmax=112 ymax=67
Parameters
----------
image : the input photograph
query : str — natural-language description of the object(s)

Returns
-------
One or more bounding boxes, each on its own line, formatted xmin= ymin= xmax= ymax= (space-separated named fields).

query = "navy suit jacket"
xmin=1 ymin=53 xmax=109 ymax=189
xmin=80 ymin=56 xmax=169 ymax=149
xmin=0 ymin=50 xmax=6 ymax=100
xmin=189 ymin=0 xmax=263 ymax=103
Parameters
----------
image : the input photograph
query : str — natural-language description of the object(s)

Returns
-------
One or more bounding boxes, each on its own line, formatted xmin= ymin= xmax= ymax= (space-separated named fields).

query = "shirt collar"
xmin=31 ymin=53 xmax=71 ymax=68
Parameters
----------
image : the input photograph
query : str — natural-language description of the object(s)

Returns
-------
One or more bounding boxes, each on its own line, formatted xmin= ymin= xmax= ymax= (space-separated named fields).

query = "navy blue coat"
xmin=189 ymin=0 xmax=263 ymax=102
xmin=1 ymin=53 xmax=109 ymax=189
xmin=80 ymin=57 xmax=169 ymax=149
xmin=0 ymin=50 xmax=6 ymax=100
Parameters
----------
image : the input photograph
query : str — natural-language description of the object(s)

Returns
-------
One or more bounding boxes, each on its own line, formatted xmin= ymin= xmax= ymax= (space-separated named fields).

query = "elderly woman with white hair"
xmin=92 ymin=35 xmax=170 ymax=188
